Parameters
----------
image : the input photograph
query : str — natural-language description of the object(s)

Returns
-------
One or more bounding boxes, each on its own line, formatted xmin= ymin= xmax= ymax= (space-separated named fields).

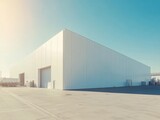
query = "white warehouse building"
xmin=10 ymin=29 xmax=151 ymax=90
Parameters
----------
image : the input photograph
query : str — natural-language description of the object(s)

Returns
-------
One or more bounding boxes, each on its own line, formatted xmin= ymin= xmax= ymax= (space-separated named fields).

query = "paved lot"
xmin=0 ymin=87 xmax=160 ymax=120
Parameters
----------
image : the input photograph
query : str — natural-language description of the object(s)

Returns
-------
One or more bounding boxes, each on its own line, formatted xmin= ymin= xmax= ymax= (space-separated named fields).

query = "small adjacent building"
xmin=10 ymin=29 xmax=151 ymax=90
xmin=151 ymin=73 xmax=160 ymax=81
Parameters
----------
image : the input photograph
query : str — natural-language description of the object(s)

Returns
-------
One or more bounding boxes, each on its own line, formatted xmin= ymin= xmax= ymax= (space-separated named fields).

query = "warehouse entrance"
xmin=40 ymin=66 xmax=51 ymax=88
xmin=19 ymin=73 xmax=25 ymax=86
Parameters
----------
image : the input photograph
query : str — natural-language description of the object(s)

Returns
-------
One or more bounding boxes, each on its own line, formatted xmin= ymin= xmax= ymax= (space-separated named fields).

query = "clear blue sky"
xmin=0 ymin=0 xmax=160 ymax=76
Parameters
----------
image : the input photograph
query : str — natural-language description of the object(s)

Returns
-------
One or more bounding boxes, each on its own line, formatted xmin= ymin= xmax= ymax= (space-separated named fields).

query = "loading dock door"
xmin=40 ymin=67 xmax=51 ymax=88
xmin=19 ymin=73 xmax=25 ymax=86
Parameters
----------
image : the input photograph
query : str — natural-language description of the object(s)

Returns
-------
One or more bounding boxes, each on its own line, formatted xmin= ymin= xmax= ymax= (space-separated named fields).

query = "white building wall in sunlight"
xmin=10 ymin=29 xmax=151 ymax=90
xmin=10 ymin=31 xmax=63 ymax=89
xmin=63 ymin=30 xmax=150 ymax=89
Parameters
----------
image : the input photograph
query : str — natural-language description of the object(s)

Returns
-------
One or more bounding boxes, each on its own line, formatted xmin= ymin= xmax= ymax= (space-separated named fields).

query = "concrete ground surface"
xmin=0 ymin=87 xmax=160 ymax=120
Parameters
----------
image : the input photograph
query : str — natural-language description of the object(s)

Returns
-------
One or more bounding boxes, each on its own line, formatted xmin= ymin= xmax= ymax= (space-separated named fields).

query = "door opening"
xmin=19 ymin=73 xmax=25 ymax=86
xmin=39 ymin=66 xmax=51 ymax=88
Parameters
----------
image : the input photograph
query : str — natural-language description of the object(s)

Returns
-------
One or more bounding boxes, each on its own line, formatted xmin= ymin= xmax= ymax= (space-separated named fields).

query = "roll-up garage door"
xmin=40 ymin=67 xmax=51 ymax=88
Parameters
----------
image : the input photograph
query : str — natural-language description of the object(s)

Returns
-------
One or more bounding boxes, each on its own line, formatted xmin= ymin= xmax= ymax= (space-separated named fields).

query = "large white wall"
xmin=63 ymin=29 xmax=151 ymax=89
xmin=10 ymin=29 xmax=151 ymax=90
xmin=10 ymin=31 xmax=64 ymax=89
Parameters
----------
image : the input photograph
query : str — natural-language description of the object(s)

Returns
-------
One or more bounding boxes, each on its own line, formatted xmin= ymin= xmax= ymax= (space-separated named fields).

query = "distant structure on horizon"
xmin=10 ymin=29 xmax=151 ymax=90
xmin=151 ymin=73 xmax=160 ymax=80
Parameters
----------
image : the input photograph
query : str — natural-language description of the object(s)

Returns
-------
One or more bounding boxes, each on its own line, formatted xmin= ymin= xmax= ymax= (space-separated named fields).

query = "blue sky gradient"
xmin=0 ymin=0 xmax=160 ymax=76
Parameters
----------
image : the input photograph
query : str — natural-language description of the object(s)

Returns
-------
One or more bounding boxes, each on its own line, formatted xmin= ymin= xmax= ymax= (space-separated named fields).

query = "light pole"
xmin=0 ymin=71 xmax=2 ymax=78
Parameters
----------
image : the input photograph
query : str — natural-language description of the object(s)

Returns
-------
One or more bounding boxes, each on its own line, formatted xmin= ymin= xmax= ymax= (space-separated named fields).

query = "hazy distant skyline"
xmin=0 ymin=0 xmax=160 ymax=77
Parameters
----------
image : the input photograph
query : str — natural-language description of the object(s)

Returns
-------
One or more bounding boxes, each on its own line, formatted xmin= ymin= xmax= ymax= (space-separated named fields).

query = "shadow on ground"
xmin=68 ymin=86 xmax=160 ymax=95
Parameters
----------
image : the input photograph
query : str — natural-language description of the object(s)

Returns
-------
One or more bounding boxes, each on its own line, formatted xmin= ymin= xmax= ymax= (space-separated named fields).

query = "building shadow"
xmin=68 ymin=86 xmax=160 ymax=95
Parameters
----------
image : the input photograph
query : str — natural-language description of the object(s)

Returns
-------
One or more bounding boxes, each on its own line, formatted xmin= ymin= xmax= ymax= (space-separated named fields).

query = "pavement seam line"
xmin=2 ymin=89 xmax=61 ymax=120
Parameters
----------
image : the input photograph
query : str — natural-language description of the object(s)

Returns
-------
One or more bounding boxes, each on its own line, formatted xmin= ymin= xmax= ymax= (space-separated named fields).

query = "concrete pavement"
xmin=0 ymin=87 xmax=160 ymax=120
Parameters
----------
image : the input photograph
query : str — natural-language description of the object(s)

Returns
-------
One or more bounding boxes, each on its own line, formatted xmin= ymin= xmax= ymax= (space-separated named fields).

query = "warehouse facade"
xmin=10 ymin=29 xmax=151 ymax=89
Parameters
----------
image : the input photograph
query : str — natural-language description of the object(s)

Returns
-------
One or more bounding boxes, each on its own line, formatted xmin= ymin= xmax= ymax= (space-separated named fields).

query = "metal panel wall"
xmin=63 ymin=29 xmax=150 ymax=89
xmin=10 ymin=31 xmax=64 ymax=89
xmin=10 ymin=29 xmax=151 ymax=90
